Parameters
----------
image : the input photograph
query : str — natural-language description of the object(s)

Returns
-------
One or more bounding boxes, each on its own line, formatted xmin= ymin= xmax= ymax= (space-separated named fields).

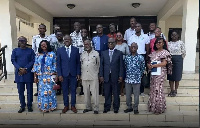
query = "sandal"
xmin=168 ymin=91 xmax=176 ymax=97
xmin=168 ymin=91 xmax=173 ymax=96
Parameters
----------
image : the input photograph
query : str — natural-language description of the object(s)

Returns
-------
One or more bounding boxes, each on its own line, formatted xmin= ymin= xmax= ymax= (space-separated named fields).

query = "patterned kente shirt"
xmin=124 ymin=54 xmax=145 ymax=84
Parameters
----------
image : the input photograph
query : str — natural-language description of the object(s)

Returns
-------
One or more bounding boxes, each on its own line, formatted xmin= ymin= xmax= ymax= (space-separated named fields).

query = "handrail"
xmin=0 ymin=45 xmax=7 ymax=81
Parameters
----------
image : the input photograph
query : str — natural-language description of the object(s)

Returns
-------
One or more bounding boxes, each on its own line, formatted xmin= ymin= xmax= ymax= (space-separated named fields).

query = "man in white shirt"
xmin=127 ymin=23 xmax=150 ymax=96
xmin=70 ymin=22 xmax=84 ymax=54
xmin=49 ymin=24 xmax=60 ymax=45
xmin=147 ymin=23 xmax=166 ymax=40
xmin=124 ymin=17 xmax=144 ymax=42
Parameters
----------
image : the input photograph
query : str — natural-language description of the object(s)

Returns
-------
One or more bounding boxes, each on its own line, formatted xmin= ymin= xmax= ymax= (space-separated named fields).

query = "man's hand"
xmin=59 ymin=76 xmax=64 ymax=82
xmin=34 ymin=77 xmax=38 ymax=83
xmin=99 ymin=77 xmax=104 ymax=84
xmin=19 ymin=68 xmax=27 ymax=75
xmin=118 ymin=77 xmax=123 ymax=83
xmin=76 ymin=75 xmax=80 ymax=81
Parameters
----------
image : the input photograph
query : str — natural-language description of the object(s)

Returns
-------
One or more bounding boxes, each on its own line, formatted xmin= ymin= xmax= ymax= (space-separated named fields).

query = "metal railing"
xmin=0 ymin=45 xmax=7 ymax=81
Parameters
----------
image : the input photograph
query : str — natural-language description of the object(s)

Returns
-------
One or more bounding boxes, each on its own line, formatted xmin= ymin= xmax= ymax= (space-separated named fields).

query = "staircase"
xmin=0 ymin=73 xmax=199 ymax=127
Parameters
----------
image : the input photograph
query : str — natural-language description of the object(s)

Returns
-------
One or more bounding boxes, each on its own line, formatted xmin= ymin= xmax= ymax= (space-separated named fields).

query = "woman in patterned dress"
xmin=147 ymin=37 xmax=172 ymax=115
xmin=32 ymin=40 xmax=57 ymax=113
xmin=167 ymin=31 xmax=186 ymax=97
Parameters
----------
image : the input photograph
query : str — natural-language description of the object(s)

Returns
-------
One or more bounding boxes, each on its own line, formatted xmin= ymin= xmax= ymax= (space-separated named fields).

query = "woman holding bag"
xmin=32 ymin=40 xmax=57 ymax=113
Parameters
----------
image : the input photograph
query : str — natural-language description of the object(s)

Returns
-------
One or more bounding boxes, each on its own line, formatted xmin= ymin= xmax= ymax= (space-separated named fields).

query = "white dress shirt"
xmin=65 ymin=45 xmax=72 ymax=58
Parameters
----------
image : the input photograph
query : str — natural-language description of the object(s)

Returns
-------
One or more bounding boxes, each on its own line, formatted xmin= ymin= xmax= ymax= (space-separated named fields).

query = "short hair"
xmin=39 ymin=23 xmax=46 ymax=28
xmin=56 ymin=30 xmax=63 ymax=34
xmin=109 ymin=23 xmax=115 ymax=27
xmin=38 ymin=40 xmax=52 ymax=53
xmin=153 ymin=37 xmax=168 ymax=51
xmin=130 ymin=17 xmax=136 ymax=21
xmin=136 ymin=22 xmax=142 ymax=27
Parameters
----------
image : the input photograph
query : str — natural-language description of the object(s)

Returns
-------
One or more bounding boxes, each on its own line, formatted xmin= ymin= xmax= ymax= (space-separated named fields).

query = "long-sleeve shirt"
xmin=124 ymin=54 xmax=145 ymax=84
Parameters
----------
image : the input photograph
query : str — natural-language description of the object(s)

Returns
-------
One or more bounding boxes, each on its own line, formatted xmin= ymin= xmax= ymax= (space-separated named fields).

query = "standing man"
xmin=11 ymin=36 xmax=35 ymax=113
xmin=70 ymin=22 xmax=84 ymax=54
xmin=124 ymin=43 xmax=145 ymax=114
xmin=124 ymin=17 xmax=144 ymax=42
xmin=81 ymin=39 xmax=100 ymax=114
xmin=100 ymin=38 xmax=123 ymax=113
xmin=147 ymin=23 xmax=166 ymax=40
xmin=127 ymin=23 xmax=150 ymax=96
xmin=32 ymin=23 xmax=50 ymax=96
xmin=92 ymin=24 xmax=109 ymax=95
xmin=57 ymin=35 xmax=81 ymax=113
xmin=49 ymin=24 xmax=60 ymax=45
xmin=107 ymin=23 xmax=117 ymax=39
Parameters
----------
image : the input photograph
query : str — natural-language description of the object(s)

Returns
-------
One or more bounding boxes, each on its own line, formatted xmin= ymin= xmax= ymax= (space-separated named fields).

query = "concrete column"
xmin=182 ymin=0 xmax=199 ymax=73
xmin=158 ymin=20 xmax=166 ymax=37
xmin=0 ymin=0 xmax=17 ymax=76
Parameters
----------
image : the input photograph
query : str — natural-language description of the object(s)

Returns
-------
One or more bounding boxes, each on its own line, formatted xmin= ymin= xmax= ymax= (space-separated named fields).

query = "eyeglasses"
xmin=18 ymin=40 xmax=27 ymax=43
xmin=108 ymin=42 xmax=115 ymax=44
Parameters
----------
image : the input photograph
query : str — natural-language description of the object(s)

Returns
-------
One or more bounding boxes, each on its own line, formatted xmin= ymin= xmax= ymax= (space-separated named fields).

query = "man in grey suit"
xmin=100 ymin=38 xmax=123 ymax=113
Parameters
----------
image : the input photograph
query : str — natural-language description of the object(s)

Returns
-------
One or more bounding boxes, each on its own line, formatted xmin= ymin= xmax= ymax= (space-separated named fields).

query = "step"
xmin=0 ymin=93 xmax=199 ymax=103
xmin=0 ymin=109 xmax=198 ymax=127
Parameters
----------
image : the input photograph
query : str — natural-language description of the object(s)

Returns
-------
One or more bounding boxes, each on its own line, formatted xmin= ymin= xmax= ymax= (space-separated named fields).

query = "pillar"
xmin=0 ymin=0 xmax=17 ymax=77
xmin=182 ymin=0 xmax=199 ymax=73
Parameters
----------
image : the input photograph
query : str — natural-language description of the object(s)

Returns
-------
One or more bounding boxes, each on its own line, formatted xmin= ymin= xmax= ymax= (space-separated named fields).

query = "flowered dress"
xmin=32 ymin=51 xmax=57 ymax=111
xmin=148 ymin=49 xmax=172 ymax=114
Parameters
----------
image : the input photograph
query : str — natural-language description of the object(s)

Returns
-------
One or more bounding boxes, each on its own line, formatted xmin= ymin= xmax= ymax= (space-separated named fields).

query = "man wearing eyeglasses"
xmin=11 ymin=36 xmax=35 ymax=113
xmin=99 ymin=38 xmax=123 ymax=113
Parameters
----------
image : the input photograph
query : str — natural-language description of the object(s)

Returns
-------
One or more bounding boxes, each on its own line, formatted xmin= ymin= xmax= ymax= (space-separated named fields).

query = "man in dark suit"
xmin=100 ymin=38 xmax=123 ymax=113
xmin=57 ymin=35 xmax=81 ymax=113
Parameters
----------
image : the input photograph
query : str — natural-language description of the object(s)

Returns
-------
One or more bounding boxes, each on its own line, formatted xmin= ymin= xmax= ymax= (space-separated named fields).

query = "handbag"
xmin=141 ymin=68 xmax=150 ymax=88
xmin=53 ymin=84 xmax=61 ymax=90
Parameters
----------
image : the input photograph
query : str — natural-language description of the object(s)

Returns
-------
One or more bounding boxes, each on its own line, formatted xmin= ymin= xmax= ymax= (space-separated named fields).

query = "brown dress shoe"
xmin=71 ymin=106 xmax=77 ymax=113
xmin=62 ymin=106 xmax=69 ymax=113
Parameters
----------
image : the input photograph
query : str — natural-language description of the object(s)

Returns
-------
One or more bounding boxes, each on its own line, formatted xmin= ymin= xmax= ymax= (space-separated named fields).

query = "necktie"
xmin=110 ymin=51 xmax=113 ymax=62
xmin=66 ymin=48 xmax=70 ymax=58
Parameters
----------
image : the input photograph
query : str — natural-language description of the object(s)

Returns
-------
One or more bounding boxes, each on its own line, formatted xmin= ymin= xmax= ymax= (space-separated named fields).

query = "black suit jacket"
xmin=100 ymin=49 xmax=123 ymax=83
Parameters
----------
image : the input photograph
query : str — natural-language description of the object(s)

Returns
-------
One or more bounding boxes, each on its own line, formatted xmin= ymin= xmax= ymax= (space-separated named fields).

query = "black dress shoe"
xmin=34 ymin=93 xmax=38 ymax=96
xmin=94 ymin=111 xmax=98 ymax=114
xmin=103 ymin=109 xmax=110 ymax=113
xmin=114 ymin=110 xmax=118 ymax=113
xmin=79 ymin=91 xmax=84 ymax=95
xmin=134 ymin=110 xmax=139 ymax=114
xmin=124 ymin=108 xmax=133 ymax=113
xmin=28 ymin=107 xmax=33 ymax=112
xmin=56 ymin=92 xmax=61 ymax=95
xmin=83 ymin=109 xmax=92 ymax=113
xmin=18 ymin=108 xmax=25 ymax=113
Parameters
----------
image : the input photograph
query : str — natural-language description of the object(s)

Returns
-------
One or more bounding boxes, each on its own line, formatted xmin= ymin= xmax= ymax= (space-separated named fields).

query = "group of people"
xmin=11 ymin=17 xmax=186 ymax=115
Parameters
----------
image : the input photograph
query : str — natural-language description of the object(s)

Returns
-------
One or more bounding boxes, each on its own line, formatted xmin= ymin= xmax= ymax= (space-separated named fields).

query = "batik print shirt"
xmin=124 ymin=54 xmax=145 ymax=84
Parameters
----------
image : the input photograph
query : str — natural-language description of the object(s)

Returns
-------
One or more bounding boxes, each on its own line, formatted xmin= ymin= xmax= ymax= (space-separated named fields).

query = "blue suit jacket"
xmin=57 ymin=46 xmax=81 ymax=77
xmin=11 ymin=48 xmax=35 ymax=83
xmin=100 ymin=49 xmax=123 ymax=83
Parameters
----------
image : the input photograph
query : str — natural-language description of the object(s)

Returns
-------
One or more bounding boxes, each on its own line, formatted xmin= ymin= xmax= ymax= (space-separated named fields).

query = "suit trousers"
xmin=104 ymin=74 xmax=120 ymax=110
xmin=125 ymin=83 xmax=140 ymax=110
xmin=82 ymin=79 xmax=99 ymax=111
xmin=62 ymin=75 xmax=77 ymax=107
xmin=17 ymin=82 xmax=33 ymax=108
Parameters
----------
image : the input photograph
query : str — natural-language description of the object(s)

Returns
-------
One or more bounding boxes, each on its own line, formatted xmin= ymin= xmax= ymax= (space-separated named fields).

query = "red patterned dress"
xmin=148 ymin=49 xmax=172 ymax=114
